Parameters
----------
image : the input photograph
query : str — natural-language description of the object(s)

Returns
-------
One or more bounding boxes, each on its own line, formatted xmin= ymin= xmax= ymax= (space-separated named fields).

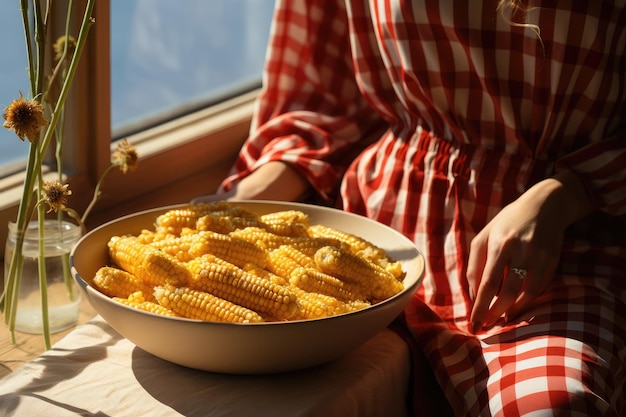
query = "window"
xmin=0 ymin=0 xmax=274 ymax=253
xmin=0 ymin=3 xmax=30 ymax=174
xmin=110 ymin=0 xmax=273 ymax=138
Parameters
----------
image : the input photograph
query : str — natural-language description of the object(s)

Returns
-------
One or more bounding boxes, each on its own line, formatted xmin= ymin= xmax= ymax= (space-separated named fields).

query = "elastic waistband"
xmin=408 ymin=129 xmax=554 ymax=188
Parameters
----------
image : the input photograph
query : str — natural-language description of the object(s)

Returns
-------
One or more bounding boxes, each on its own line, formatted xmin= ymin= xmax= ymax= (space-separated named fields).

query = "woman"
xmin=196 ymin=1 xmax=626 ymax=415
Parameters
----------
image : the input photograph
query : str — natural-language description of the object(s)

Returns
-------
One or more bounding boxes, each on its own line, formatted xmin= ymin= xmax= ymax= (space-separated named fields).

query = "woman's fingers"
xmin=469 ymin=245 xmax=511 ymax=333
xmin=468 ymin=218 xmax=532 ymax=333
xmin=466 ymin=234 xmax=488 ymax=302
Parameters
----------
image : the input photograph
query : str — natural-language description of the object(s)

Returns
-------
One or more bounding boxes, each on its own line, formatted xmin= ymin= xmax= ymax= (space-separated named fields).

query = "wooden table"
xmin=0 ymin=298 xmax=96 ymax=379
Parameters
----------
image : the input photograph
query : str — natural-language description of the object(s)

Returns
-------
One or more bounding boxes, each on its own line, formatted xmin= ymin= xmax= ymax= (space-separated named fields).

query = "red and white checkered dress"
xmin=221 ymin=1 xmax=626 ymax=415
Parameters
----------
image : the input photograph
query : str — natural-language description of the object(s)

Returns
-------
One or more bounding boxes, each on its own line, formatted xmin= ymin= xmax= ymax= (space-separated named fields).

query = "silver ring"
xmin=511 ymin=267 xmax=527 ymax=280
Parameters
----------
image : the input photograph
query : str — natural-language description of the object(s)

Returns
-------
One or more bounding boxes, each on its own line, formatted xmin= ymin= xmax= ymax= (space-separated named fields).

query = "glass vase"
xmin=4 ymin=220 xmax=82 ymax=334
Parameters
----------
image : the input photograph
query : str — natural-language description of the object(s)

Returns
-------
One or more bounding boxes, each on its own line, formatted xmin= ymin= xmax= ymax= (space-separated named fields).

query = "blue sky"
xmin=1 ymin=0 xmax=273 ymax=167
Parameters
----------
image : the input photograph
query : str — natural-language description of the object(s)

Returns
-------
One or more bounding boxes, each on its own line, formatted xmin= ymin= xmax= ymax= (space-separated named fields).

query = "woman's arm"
xmin=192 ymin=161 xmax=310 ymax=203
xmin=214 ymin=0 xmax=385 ymax=204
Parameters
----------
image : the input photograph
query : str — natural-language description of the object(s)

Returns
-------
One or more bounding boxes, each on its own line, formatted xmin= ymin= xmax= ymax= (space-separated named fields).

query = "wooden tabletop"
xmin=0 ymin=299 xmax=96 ymax=380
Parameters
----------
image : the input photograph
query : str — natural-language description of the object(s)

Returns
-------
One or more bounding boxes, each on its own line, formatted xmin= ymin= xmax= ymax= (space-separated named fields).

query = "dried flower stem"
xmin=81 ymin=163 xmax=117 ymax=225
xmin=36 ymin=176 xmax=51 ymax=348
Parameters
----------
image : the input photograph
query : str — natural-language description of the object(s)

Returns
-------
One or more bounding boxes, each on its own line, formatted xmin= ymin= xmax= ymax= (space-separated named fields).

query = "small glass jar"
xmin=4 ymin=220 xmax=82 ymax=334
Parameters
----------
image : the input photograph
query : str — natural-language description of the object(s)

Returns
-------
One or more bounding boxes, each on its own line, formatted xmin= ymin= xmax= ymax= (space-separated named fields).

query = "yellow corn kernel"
xmin=259 ymin=210 xmax=310 ymax=237
xmin=92 ymin=266 xmax=156 ymax=302
xmin=185 ymin=254 xmax=298 ymax=320
xmin=136 ymin=229 xmax=155 ymax=244
xmin=267 ymin=245 xmax=315 ymax=279
xmin=126 ymin=291 xmax=148 ymax=303
xmin=108 ymin=236 xmax=191 ymax=287
xmin=153 ymin=285 xmax=264 ymax=323
xmin=289 ymin=267 xmax=366 ymax=302
xmin=113 ymin=289 xmax=178 ymax=317
xmin=187 ymin=231 xmax=269 ymax=268
xmin=313 ymin=246 xmax=403 ymax=300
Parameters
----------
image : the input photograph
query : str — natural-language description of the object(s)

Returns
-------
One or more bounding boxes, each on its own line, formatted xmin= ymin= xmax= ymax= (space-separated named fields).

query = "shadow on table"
xmin=131 ymin=331 xmax=411 ymax=417
xmin=131 ymin=348 xmax=353 ymax=417
xmin=0 ymin=320 xmax=120 ymax=417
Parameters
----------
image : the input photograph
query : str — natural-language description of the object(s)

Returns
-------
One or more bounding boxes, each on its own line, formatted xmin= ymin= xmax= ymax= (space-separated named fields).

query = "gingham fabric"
xmin=220 ymin=1 xmax=626 ymax=415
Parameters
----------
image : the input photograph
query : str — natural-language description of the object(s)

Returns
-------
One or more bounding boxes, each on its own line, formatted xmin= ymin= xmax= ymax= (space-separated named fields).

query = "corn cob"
xmin=150 ymin=233 xmax=196 ymax=262
xmin=155 ymin=208 xmax=201 ymax=235
xmin=92 ymin=266 xmax=156 ymax=302
xmin=313 ymin=246 xmax=403 ymax=300
xmin=290 ymin=286 xmax=370 ymax=320
xmin=196 ymin=208 xmax=268 ymax=233
xmin=196 ymin=213 xmax=238 ymax=234
xmin=187 ymin=231 xmax=269 ymax=268
xmin=243 ymin=263 xmax=290 ymax=286
xmin=259 ymin=210 xmax=309 ymax=237
xmin=307 ymin=225 xmax=405 ymax=280
xmin=195 ymin=204 xmax=261 ymax=228
xmin=231 ymin=227 xmax=346 ymax=256
xmin=136 ymin=229 xmax=155 ymax=244
xmin=289 ymin=267 xmax=366 ymax=302
xmin=155 ymin=202 xmax=236 ymax=234
xmin=153 ymin=285 xmax=264 ymax=323
xmin=385 ymin=261 xmax=406 ymax=281
xmin=108 ymin=236 xmax=191 ymax=287
xmin=227 ymin=263 xmax=370 ymax=319
xmin=267 ymin=245 xmax=315 ymax=279
xmin=290 ymin=286 xmax=338 ymax=319
xmin=113 ymin=291 xmax=178 ymax=316
xmin=307 ymin=224 xmax=388 ymax=262
xmin=228 ymin=227 xmax=284 ymax=250
xmin=184 ymin=254 xmax=298 ymax=320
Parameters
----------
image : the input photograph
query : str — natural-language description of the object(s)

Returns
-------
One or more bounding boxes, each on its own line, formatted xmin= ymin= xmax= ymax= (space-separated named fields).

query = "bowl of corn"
xmin=71 ymin=200 xmax=424 ymax=374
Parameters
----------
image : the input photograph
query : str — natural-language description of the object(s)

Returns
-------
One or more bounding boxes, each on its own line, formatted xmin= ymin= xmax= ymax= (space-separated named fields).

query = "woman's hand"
xmin=467 ymin=170 xmax=594 ymax=334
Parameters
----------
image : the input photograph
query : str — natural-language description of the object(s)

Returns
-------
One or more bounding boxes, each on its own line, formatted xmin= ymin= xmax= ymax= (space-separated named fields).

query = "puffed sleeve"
xmin=219 ymin=0 xmax=385 ymax=202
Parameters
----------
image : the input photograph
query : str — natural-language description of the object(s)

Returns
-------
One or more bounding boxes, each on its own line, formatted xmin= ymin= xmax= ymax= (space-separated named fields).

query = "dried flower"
xmin=54 ymin=35 xmax=77 ymax=62
xmin=81 ymin=139 xmax=139 ymax=225
xmin=2 ymin=93 xmax=48 ymax=143
xmin=112 ymin=138 xmax=139 ymax=174
xmin=41 ymin=180 xmax=72 ymax=213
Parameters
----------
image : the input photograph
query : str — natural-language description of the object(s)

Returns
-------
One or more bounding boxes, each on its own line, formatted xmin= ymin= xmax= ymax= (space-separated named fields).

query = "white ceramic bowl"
xmin=70 ymin=201 xmax=424 ymax=374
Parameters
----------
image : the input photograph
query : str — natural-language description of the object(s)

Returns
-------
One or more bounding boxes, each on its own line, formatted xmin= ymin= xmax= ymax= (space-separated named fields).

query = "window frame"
xmin=0 ymin=0 xmax=256 ymax=256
